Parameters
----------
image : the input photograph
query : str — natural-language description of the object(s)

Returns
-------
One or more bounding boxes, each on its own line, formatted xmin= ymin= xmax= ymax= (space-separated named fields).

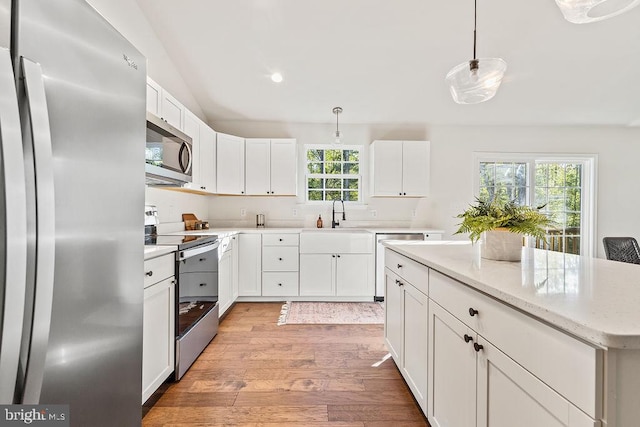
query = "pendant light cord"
xmin=473 ymin=0 xmax=477 ymax=60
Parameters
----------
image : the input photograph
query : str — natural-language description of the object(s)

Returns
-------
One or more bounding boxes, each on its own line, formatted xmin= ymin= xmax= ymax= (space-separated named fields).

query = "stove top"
xmin=145 ymin=233 xmax=219 ymax=250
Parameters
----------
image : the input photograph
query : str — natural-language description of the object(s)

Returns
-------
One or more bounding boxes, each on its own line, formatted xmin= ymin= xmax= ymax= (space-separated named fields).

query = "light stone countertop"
xmin=383 ymin=240 xmax=640 ymax=349
xmin=144 ymin=245 xmax=178 ymax=260
xmin=169 ymin=227 xmax=445 ymax=236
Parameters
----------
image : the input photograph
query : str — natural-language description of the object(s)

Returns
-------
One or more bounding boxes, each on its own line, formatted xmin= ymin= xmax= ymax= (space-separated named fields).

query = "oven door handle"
xmin=178 ymin=241 xmax=220 ymax=261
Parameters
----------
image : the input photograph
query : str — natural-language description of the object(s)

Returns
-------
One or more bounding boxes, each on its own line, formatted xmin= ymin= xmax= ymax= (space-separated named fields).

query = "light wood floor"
xmin=143 ymin=302 xmax=429 ymax=426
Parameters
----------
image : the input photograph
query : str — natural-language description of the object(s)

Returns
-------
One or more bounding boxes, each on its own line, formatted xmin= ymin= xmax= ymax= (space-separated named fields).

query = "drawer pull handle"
xmin=473 ymin=343 xmax=484 ymax=352
xmin=199 ymin=258 xmax=206 ymax=262
xmin=464 ymin=334 xmax=473 ymax=343
xmin=469 ymin=308 xmax=479 ymax=317
xmin=279 ymin=238 xmax=283 ymax=241
xmin=397 ymin=264 xmax=403 ymax=269
xmin=395 ymin=279 xmax=403 ymax=287
xmin=279 ymin=257 xmax=283 ymax=261
xmin=145 ymin=271 xmax=153 ymax=277
xmin=278 ymin=283 xmax=282 ymax=286
xmin=199 ymin=283 xmax=206 ymax=287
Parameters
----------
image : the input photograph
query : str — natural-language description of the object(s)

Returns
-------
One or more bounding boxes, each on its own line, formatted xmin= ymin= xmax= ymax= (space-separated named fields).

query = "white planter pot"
xmin=481 ymin=229 xmax=523 ymax=262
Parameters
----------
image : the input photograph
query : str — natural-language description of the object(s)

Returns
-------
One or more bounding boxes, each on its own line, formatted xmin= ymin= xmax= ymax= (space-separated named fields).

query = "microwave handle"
xmin=178 ymin=141 xmax=193 ymax=174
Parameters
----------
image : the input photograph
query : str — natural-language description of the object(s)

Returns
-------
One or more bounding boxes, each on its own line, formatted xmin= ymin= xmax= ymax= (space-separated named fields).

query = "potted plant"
xmin=455 ymin=197 xmax=557 ymax=261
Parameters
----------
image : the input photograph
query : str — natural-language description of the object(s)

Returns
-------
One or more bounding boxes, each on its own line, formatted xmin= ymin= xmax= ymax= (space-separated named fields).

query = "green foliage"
xmin=455 ymin=197 xmax=558 ymax=243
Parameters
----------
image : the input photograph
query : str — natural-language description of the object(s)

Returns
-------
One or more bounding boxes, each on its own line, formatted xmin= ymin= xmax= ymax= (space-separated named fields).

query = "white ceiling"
xmin=135 ymin=0 xmax=640 ymax=127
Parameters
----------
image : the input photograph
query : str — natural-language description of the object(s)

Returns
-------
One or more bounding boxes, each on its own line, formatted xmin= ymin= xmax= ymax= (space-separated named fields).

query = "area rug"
xmin=277 ymin=301 xmax=384 ymax=325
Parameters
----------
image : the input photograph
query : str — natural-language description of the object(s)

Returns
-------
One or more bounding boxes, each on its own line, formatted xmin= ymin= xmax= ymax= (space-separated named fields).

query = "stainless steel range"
xmin=145 ymin=227 xmax=220 ymax=379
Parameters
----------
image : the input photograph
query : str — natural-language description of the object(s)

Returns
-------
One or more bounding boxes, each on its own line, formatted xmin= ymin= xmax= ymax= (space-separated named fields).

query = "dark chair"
xmin=603 ymin=237 xmax=640 ymax=264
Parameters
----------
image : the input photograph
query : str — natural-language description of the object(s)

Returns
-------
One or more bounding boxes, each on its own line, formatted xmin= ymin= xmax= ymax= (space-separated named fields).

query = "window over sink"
xmin=305 ymin=146 xmax=362 ymax=202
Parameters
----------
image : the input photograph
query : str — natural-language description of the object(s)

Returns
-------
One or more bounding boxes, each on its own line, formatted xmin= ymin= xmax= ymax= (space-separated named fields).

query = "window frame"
xmin=473 ymin=152 xmax=597 ymax=257
xmin=304 ymin=144 xmax=364 ymax=204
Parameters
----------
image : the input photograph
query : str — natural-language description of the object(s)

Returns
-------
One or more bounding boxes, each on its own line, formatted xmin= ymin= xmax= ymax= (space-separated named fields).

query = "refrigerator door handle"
xmin=0 ymin=49 xmax=28 ymax=404
xmin=20 ymin=57 xmax=56 ymax=404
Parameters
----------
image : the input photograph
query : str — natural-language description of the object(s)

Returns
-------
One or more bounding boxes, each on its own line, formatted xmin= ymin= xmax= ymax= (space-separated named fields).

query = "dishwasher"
xmin=375 ymin=233 xmax=427 ymax=300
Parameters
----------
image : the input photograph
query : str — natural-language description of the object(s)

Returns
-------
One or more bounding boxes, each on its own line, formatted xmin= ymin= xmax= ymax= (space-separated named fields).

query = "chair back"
xmin=602 ymin=237 xmax=640 ymax=264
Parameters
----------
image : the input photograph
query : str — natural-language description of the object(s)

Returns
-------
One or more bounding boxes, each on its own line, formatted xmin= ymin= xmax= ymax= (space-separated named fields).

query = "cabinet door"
xmin=336 ymin=254 xmax=372 ymax=297
xmin=217 ymin=133 xmax=245 ymax=195
xmin=238 ymin=234 xmax=262 ymax=296
xmin=403 ymin=283 xmax=428 ymax=413
xmin=182 ymin=110 xmax=201 ymax=190
xmin=142 ymin=277 xmax=175 ymax=403
xmin=270 ymin=139 xmax=297 ymax=195
xmin=476 ymin=338 xmax=599 ymax=427
xmin=384 ymin=271 xmax=403 ymax=362
xmin=160 ymin=90 xmax=184 ymax=130
xmin=218 ymin=249 xmax=232 ymax=317
xmin=371 ymin=140 xmax=403 ymax=196
xmin=299 ymin=254 xmax=334 ymax=296
xmin=245 ymin=138 xmax=271 ymax=195
xmin=199 ymin=125 xmax=216 ymax=193
xmin=146 ymin=77 xmax=161 ymax=116
xmin=402 ymin=141 xmax=430 ymax=197
xmin=428 ymin=301 xmax=476 ymax=427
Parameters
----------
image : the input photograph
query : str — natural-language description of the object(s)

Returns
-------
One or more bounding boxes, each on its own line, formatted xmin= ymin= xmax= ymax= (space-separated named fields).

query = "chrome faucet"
xmin=332 ymin=199 xmax=345 ymax=228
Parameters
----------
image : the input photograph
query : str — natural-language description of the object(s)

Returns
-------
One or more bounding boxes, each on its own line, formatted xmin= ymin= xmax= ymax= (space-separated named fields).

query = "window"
xmin=306 ymin=146 xmax=361 ymax=202
xmin=475 ymin=154 xmax=596 ymax=256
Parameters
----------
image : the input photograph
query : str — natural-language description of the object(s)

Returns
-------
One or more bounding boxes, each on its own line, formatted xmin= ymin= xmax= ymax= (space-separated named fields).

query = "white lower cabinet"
xmin=142 ymin=254 xmax=175 ymax=404
xmin=238 ymin=233 xmax=261 ymax=296
xmin=384 ymin=249 xmax=601 ymax=427
xmin=218 ymin=235 xmax=238 ymax=316
xmin=384 ymin=266 xmax=428 ymax=413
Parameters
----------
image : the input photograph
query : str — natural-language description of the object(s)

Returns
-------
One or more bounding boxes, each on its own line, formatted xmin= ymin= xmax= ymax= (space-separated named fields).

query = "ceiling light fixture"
xmin=555 ymin=0 xmax=640 ymax=23
xmin=271 ymin=72 xmax=283 ymax=83
xmin=445 ymin=0 xmax=507 ymax=104
xmin=332 ymin=107 xmax=343 ymax=144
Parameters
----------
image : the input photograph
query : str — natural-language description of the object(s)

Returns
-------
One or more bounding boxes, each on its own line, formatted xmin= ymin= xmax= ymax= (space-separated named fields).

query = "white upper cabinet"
xmin=146 ymin=77 xmax=184 ymax=131
xmin=217 ymin=133 xmax=245 ymax=195
xmin=370 ymin=140 xmax=430 ymax=197
xmin=182 ymin=111 xmax=217 ymax=194
xmin=245 ymin=138 xmax=297 ymax=196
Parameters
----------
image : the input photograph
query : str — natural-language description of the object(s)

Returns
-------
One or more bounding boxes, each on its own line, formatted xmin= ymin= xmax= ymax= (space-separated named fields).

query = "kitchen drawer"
xmin=263 ymin=233 xmax=299 ymax=247
xmin=429 ymin=269 xmax=603 ymax=419
xmin=385 ymin=250 xmax=428 ymax=294
xmin=262 ymin=272 xmax=299 ymax=296
xmin=180 ymin=252 xmax=217 ymax=273
xmin=179 ymin=272 xmax=218 ymax=298
xmin=262 ymin=246 xmax=299 ymax=271
xmin=144 ymin=253 xmax=174 ymax=288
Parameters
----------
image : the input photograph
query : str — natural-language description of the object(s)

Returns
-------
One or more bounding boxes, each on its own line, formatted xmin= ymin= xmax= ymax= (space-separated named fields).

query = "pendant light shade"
xmin=332 ymin=107 xmax=343 ymax=144
xmin=555 ymin=0 xmax=640 ymax=24
xmin=446 ymin=0 xmax=507 ymax=104
xmin=446 ymin=58 xmax=507 ymax=104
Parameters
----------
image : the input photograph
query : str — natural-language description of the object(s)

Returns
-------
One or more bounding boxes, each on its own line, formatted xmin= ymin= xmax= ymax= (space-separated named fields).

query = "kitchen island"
xmin=383 ymin=240 xmax=640 ymax=427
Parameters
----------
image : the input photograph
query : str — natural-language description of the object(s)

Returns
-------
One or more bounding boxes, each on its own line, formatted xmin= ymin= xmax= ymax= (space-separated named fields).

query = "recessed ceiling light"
xmin=271 ymin=72 xmax=283 ymax=83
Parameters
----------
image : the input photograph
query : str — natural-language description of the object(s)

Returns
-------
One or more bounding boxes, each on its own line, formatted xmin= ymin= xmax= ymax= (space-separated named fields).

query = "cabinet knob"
xmin=279 ymin=238 xmax=283 ymax=241
xmin=199 ymin=258 xmax=206 ymax=262
xmin=399 ymin=192 xmax=402 ymax=196
xmin=145 ymin=271 xmax=153 ymax=277
xmin=200 ymin=283 xmax=206 ymax=287
xmin=332 ymin=254 xmax=336 ymax=258
xmin=464 ymin=334 xmax=473 ymax=343
xmin=474 ymin=343 xmax=484 ymax=352
xmin=279 ymin=257 xmax=283 ymax=261
xmin=397 ymin=264 xmax=403 ymax=269
xmin=337 ymin=254 xmax=341 ymax=258
xmin=278 ymin=283 xmax=282 ymax=287
xmin=404 ymin=192 xmax=407 ymax=195
xmin=395 ymin=279 xmax=403 ymax=287
xmin=469 ymin=308 xmax=479 ymax=317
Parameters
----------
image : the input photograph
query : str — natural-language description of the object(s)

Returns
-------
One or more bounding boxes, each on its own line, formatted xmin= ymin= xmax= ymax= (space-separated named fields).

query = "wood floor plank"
xmin=143 ymin=302 xmax=429 ymax=427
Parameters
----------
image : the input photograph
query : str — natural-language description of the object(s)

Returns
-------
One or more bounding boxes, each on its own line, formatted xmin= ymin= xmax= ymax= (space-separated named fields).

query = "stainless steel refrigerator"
xmin=0 ymin=1 xmax=146 ymax=425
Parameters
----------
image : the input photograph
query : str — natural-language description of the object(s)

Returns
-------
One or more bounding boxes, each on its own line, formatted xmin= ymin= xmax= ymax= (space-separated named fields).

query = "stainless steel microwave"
xmin=145 ymin=112 xmax=193 ymax=186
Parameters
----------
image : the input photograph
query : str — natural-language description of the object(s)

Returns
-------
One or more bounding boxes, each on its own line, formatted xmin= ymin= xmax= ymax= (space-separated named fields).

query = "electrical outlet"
xmin=292 ymin=208 xmax=298 ymax=217
xmin=240 ymin=208 xmax=246 ymax=217
xmin=412 ymin=209 xmax=417 ymax=218
xmin=371 ymin=210 xmax=377 ymax=218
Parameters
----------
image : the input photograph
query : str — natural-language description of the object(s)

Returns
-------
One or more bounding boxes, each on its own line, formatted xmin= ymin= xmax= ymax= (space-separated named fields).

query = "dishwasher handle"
xmin=178 ymin=241 xmax=220 ymax=261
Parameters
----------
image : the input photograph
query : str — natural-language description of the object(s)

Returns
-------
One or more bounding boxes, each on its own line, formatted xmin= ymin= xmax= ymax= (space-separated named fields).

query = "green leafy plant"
xmin=455 ymin=197 xmax=557 ymax=243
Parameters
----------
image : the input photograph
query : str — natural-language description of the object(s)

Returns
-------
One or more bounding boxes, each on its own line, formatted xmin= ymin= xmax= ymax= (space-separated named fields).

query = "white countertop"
xmin=144 ymin=245 xmax=177 ymax=260
xmin=171 ymin=227 xmax=444 ymax=236
xmin=384 ymin=240 xmax=640 ymax=349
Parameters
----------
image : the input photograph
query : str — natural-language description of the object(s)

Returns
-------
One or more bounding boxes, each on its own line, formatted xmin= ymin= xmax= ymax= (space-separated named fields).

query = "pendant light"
xmin=445 ymin=0 xmax=507 ymax=104
xmin=555 ymin=0 xmax=640 ymax=24
xmin=332 ymin=107 xmax=343 ymax=144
